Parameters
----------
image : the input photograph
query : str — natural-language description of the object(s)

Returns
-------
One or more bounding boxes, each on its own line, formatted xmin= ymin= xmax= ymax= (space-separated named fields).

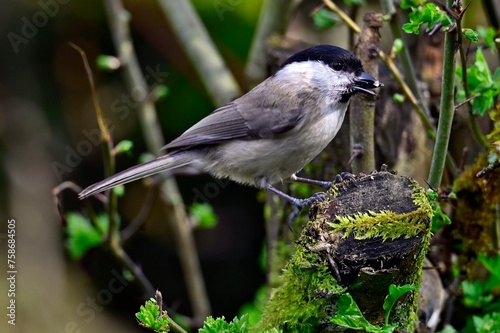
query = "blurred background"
xmin=0 ymin=0 xmax=496 ymax=332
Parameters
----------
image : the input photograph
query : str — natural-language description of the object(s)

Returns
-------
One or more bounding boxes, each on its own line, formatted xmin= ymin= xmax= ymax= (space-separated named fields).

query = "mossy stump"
xmin=261 ymin=170 xmax=433 ymax=332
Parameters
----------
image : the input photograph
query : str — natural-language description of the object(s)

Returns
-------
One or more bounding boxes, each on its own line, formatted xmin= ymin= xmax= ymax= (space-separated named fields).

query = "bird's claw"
xmin=292 ymin=191 xmax=329 ymax=209
xmin=334 ymin=172 xmax=356 ymax=185
xmin=287 ymin=192 xmax=330 ymax=233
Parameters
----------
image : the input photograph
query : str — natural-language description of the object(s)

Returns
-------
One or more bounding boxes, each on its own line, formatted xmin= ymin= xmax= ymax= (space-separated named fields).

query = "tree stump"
xmin=260 ymin=170 xmax=433 ymax=332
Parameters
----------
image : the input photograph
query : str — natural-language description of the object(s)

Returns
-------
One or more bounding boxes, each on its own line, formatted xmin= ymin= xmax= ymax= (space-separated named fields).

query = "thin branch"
xmin=326 ymin=0 xmax=456 ymax=174
xmin=380 ymin=0 xmax=434 ymax=126
xmin=350 ymin=13 xmax=383 ymax=173
xmin=103 ymin=0 xmax=211 ymax=322
xmin=120 ymin=187 xmax=158 ymax=241
xmin=323 ymin=0 xmax=360 ymax=33
xmin=157 ymin=0 xmax=241 ymax=107
xmin=244 ymin=0 xmax=296 ymax=86
xmin=69 ymin=42 xmax=120 ymax=247
xmin=428 ymin=0 xmax=458 ymax=188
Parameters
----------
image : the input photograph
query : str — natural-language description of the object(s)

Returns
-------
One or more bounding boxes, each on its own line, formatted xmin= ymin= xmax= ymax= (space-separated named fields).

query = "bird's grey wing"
xmin=163 ymin=87 xmax=304 ymax=150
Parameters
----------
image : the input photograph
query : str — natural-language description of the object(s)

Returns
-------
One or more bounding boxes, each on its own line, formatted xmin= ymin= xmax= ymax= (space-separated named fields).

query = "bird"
xmin=79 ymin=45 xmax=382 ymax=216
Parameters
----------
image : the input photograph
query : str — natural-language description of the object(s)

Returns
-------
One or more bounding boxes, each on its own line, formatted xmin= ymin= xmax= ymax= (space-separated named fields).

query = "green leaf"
xmin=393 ymin=93 xmax=405 ymax=103
xmin=479 ymin=254 xmax=500 ymax=280
xmin=402 ymin=3 xmax=452 ymax=35
xmin=199 ymin=314 xmax=250 ymax=333
xmin=438 ymin=325 xmax=459 ymax=333
xmin=65 ymin=212 xmax=104 ymax=259
xmin=343 ymin=0 xmax=366 ymax=4
xmin=477 ymin=26 xmax=497 ymax=49
xmin=461 ymin=280 xmax=494 ymax=308
xmin=190 ymin=203 xmax=218 ymax=229
xmin=113 ymin=185 xmax=125 ymax=197
xmin=154 ymin=84 xmax=170 ymax=101
xmin=383 ymin=284 xmax=419 ymax=325
xmin=331 ymin=294 xmax=396 ymax=332
xmin=114 ymin=140 xmax=134 ymax=156
xmin=456 ymin=48 xmax=500 ymax=116
xmin=136 ymin=298 xmax=170 ymax=332
xmin=464 ymin=312 xmax=500 ymax=333
xmin=391 ymin=39 xmax=404 ymax=56
xmin=401 ymin=0 xmax=422 ymax=10
xmin=96 ymin=54 xmax=121 ymax=71
xmin=312 ymin=8 xmax=339 ymax=31
xmin=462 ymin=28 xmax=479 ymax=43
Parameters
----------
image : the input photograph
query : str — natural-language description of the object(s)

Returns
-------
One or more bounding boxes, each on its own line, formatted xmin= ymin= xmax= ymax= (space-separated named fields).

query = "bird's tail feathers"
xmin=79 ymin=151 xmax=194 ymax=199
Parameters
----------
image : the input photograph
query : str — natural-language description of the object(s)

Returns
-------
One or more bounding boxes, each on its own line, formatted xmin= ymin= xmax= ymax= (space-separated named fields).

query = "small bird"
xmin=79 ymin=45 xmax=382 ymax=214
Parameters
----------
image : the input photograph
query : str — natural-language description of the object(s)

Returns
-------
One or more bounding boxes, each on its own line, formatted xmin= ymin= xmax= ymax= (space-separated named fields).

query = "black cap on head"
xmin=279 ymin=45 xmax=363 ymax=74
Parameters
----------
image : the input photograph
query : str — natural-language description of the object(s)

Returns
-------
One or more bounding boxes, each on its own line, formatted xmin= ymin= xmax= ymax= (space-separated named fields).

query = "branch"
xmin=157 ymin=0 xmax=241 ymax=106
xmin=380 ymin=0 xmax=433 ymax=126
xmin=103 ymin=0 xmax=211 ymax=322
xmin=427 ymin=0 xmax=457 ymax=188
xmin=350 ymin=13 xmax=383 ymax=173
xmin=326 ymin=0 xmax=456 ymax=175
xmin=244 ymin=0 xmax=295 ymax=86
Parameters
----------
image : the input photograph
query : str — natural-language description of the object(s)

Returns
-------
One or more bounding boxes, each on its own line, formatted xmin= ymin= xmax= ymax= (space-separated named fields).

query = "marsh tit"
xmin=79 ymin=45 xmax=382 ymax=211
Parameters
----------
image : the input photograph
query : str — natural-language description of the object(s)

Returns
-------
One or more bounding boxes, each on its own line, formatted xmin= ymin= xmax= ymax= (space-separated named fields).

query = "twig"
xmin=476 ymin=160 xmax=500 ymax=178
xmin=69 ymin=42 xmax=120 ymax=247
xmin=380 ymin=0 xmax=433 ymax=126
xmin=428 ymin=0 xmax=458 ymax=188
xmin=104 ymin=0 xmax=211 ymax=322
xmin=120 ymin=187 xmax=158 ymax=241
xmin=326 ymin=0 xmax=457 ymax=174
xmin=323 ymin=0 xmax=360 ymax=33
xmin=244 ymin=0 xmax=296 ymax=87
xmin=157 ymin=0 xmax=241 ymax=106
xmin=350 ymin=13 xmax=383 ymax=173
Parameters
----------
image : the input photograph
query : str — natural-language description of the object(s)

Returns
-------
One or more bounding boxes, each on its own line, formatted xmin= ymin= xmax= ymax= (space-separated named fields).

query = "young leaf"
xmin=383 ymin=284 xmax=420 ymax=325
xmin=114 ymin=140 xmax=134 ymax=156
xmin=331 ymin=294 xmax=396 ymax=332
xmin=96 ymin=54 xmax=121 ymax=71
xmin=401 ymin=0 xmax=422 ymax=10
xmin=457 ymin=48 xmax=500 ymax=116
xmin=190 ymin=203 xmax=218 ymax=229
xmin=402 ymin=3 xmax=452 ymax=35
xmin=136 ymin=298 xmax=170 ymax=332
xmin=65 ymin=212 xmax=104 ymax=259
xmin=477 ymin=26 xmax=497 ymax=49
xmin=462 ymin=28 xmax=479 ymax=43
xmin=312 ymin=8 xmax=339 ymax=31
xmin=199 ymin=314 xmax=250 ymax=333
xmin=464 ymin=311 xmax=500 ymax=332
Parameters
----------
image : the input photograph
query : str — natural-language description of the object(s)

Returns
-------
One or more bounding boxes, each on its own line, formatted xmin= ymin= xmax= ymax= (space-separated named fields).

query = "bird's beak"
xmin=353 ymin=71 xmax=383 ymax=95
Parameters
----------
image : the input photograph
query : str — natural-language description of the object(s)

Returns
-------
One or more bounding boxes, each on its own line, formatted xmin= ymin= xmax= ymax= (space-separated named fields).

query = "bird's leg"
xmin=267 ymin=184 xmax=330 ymax=232
xmin=291 ymin=172 xmax=356 ymax=190
xmin=267 ymin=184 xmax=329 ymax=209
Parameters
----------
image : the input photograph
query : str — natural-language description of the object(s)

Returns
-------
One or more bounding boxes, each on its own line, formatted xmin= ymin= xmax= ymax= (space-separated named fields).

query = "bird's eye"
xmin=331 ymin=62 xmax=344 ymax=71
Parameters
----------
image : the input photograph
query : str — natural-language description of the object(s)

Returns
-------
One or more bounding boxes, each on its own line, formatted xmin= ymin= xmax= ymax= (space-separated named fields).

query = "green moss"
xmin=260 ymin=178 xmax=434 ymax=331
xmin=328 ymin=180 xmax=433 ymax=241
xmin=259 ymin=244 xmax=346 ymax=332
